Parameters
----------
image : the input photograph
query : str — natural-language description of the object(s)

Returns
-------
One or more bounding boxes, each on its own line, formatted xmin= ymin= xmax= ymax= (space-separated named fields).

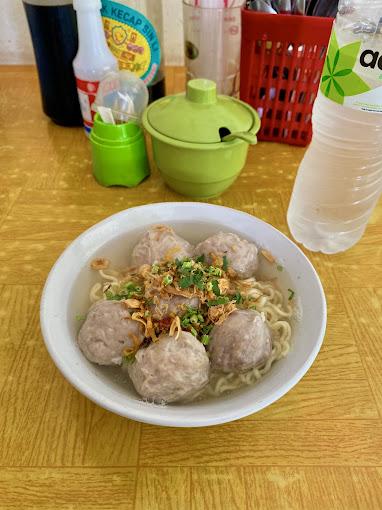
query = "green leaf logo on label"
xmin=321 ymin=31 xmax=371 ymax=104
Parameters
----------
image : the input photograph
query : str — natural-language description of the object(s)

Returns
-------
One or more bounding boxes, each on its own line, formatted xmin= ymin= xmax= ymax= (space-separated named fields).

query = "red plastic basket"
xmin=240 ymin=11 xmax=334 ymax=146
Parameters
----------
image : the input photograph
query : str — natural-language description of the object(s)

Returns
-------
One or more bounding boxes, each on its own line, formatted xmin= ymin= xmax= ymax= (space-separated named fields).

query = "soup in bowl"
xmin=40 ymin=202 xmax=326 ymax=427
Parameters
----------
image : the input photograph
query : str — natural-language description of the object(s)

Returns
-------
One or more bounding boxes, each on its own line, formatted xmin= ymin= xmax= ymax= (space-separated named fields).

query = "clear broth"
xmin=69 ymin=221 xmax=295 ymax=403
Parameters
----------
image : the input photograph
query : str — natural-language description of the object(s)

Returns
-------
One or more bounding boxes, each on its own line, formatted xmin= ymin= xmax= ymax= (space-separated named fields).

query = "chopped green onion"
xmin=197 ymin=314 xmax=204 ymax=323
xmin=277 ymin=265 xmax=284 ymax=272
xmin=208 ymin=296 xmax=230 ymax=307
xmin=222 ymin=255 xmax=228 ymax=271
xmin=190 ymin=326 xmax=197 ymax=336
xmin=211 ymin=279 xmax=221 ymax=296
xmin=234 ymin=292 xmax=242 ymax=304
xmin=195 ymin=254 xmax=205 ymax=263
xmin=151 ymin=264 xmax=159 ymax=274
xmin=181 ymin=307 xmax=201 ymax=328
xmin=206 ymin=281 xmax=213 ymax=292
xmin=194 ymin=279 xmax=205 ymax=291
xmin=182 ymin=260 xmax=193 ymax=269
xmin=192 ymin=271 xmax=205 ymax=290
xmin=179 ymin=275 xmax=193 ymax=289
xmin=122 ymin=282 xmax=135 ymax=290
xmin=201 ymin=324 xmax=213 ymax=335
xmin=117 ymin=281 xmax=143 ymax=298
xmin=201 ymin=335 xmax=210 ymax=346
xmin=208 ymin=266 xmax=222 ymax=276
xmin=162 ymin=274 xmax=173 ymax=286
xmin=105 ymin=290 xmax=114 ymax=300
xmin=288 ymin=288 xmax=295 ymax=300
xmin=75 ymin=314 xmax=86 ymax=321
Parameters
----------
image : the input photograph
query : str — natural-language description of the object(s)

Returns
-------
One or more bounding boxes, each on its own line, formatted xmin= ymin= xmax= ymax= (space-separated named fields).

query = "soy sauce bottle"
xmin=23 ymin=0 xmax=83 ymax=126
xmin=100 ymin=0 xmax=166 ymax=101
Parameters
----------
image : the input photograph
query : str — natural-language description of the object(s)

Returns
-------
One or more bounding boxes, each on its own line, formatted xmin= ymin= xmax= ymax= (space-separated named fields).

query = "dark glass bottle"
xmin=23 ymin=0 xmax=83 ymax=126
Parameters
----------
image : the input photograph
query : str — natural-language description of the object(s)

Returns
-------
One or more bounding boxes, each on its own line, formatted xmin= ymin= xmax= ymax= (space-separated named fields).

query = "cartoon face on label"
xmin=102 ymin=0 xmax=161 ymax=85
xmin=112 ymin=25 xmax=127 ymax=46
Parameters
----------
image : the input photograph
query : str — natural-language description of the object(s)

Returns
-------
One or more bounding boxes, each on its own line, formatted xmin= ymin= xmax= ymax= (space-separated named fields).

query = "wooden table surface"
xmin=1 ymin=65 xmax=382 ymax=510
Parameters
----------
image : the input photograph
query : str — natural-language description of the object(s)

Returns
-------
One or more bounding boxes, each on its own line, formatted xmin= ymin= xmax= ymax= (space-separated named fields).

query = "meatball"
xmin=128 ymin=331 xmax=210 ymax=403
xmin=195 ymin=232 xmax=258 ymax=279
xmin=150 ymin=295 xmax=200 ymax=320
xmin=78 ymin=300 xmax=144 ymax=365
xmin=209 ymin=309 xmax=271 ymax=373
xmin=131 ymin=225 xmax=193 ymax=267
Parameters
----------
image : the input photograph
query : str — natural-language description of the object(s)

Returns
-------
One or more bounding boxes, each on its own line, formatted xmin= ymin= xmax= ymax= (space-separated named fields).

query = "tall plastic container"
xmin=287 ymin=0 xmax=382 ymax=253
xmin=183 ymin=0 xmax=244 ymax=97
xmin=100 ymin=0 xmax=166 ymax=102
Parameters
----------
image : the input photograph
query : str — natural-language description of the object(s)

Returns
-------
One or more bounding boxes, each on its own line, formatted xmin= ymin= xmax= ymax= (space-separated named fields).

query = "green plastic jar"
xmin=142 ymin=79 xmax=260 ymax=199
xmin=90 ymin=113 xmax=150 ymax=187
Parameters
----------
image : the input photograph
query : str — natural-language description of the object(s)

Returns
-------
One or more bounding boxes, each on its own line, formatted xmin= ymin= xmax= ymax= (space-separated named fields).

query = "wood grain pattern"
xmin=0 ymin=468 xmax=136 ymax=509
xmin=0 ymin=285 xmax=40 ymax=392
xmin=135 ymin=468 xmax=190 ymax=510
xmin=0 ymin=310 xmax=58 ymax=466
xmin=27 ymin=372 xmax=94 ymax=467
xmin=82 ymin=407 xmax=141 ymax=467
xmin=139 ymin=421 xmax=382 ymax=467
xmin=342 ymin=288 xmax=382 ymax=414
xmin=243 ymin=467 xmax=358 ymax=510
xmin=247 ymin=376 xmax=378 ymax=420
xmin=0 ymin=189 xmax=21 ymax=228
xmin=0 ymin=240 xmax=69 ymax=284
xmin=351 ymin=467 xmax=382 ymax=509
xmin=0 ymin=65 xmax=381 ymax=508
xmin=191 ymin=467 xmax=246 ymax=510
xmin=335 ymin=265 xmax=382 ymax=288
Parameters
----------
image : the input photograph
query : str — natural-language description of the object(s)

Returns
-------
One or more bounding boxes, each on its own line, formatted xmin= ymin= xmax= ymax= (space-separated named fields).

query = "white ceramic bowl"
xmin=40 ymin=203 xmax=326 ymax=427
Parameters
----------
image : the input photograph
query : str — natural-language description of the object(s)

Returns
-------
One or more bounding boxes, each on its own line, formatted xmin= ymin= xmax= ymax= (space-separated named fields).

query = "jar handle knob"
xmin=187 ymin=79 xmax=217 ymax=104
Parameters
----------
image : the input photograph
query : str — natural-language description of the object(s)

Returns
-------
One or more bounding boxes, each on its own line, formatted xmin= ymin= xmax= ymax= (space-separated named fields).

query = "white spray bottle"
xmin=73 ymin=0 xmax=118 ymax=134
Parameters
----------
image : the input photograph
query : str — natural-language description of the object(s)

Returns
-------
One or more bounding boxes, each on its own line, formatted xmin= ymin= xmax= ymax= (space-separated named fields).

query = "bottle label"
xmin=76 ymin=78 xmax=100 ymax=133
xmin=101 ymin=0 xmax=161 ymax=85
xmin=321 ymin=28 xmax=382 ymax=113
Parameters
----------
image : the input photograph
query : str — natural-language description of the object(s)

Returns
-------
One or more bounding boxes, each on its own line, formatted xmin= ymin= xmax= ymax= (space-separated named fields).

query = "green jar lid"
xmin=145 ymin=79 xmax=256 ymax=144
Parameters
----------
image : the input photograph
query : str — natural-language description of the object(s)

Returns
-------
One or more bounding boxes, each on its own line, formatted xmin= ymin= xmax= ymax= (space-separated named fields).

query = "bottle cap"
xmin=73 ymin=0 xmax=101 ymax=10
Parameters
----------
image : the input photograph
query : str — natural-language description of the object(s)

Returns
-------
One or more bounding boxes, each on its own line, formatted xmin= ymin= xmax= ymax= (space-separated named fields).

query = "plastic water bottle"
xmin=287 ymin=0 xmax=382 ymax=254
xmin=73 ymin=0 xmax=118 ymax=134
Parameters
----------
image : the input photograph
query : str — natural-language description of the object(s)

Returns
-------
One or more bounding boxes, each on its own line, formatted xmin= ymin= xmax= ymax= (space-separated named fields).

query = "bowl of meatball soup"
xmin=40 ymin=202 xmax=326 ymax=427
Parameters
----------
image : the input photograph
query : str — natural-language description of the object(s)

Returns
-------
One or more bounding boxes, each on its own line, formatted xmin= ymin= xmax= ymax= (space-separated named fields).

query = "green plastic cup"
xmin=90 ymin=113 xmax=150 ymax=187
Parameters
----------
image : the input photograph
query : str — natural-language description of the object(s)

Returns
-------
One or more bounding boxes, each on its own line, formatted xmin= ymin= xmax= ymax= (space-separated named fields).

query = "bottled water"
xmin=287 ymin=0 xmax=382 ymax=253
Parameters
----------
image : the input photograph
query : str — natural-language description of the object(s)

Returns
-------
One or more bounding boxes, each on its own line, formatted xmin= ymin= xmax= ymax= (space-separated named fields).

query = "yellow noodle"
xmin=90 ymin=282 xmax=103 ymax=303
xmin=197 ymin=280 xmax=293 ymax=400
xmin=90 ymin=269 xmax=293 ymax=400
